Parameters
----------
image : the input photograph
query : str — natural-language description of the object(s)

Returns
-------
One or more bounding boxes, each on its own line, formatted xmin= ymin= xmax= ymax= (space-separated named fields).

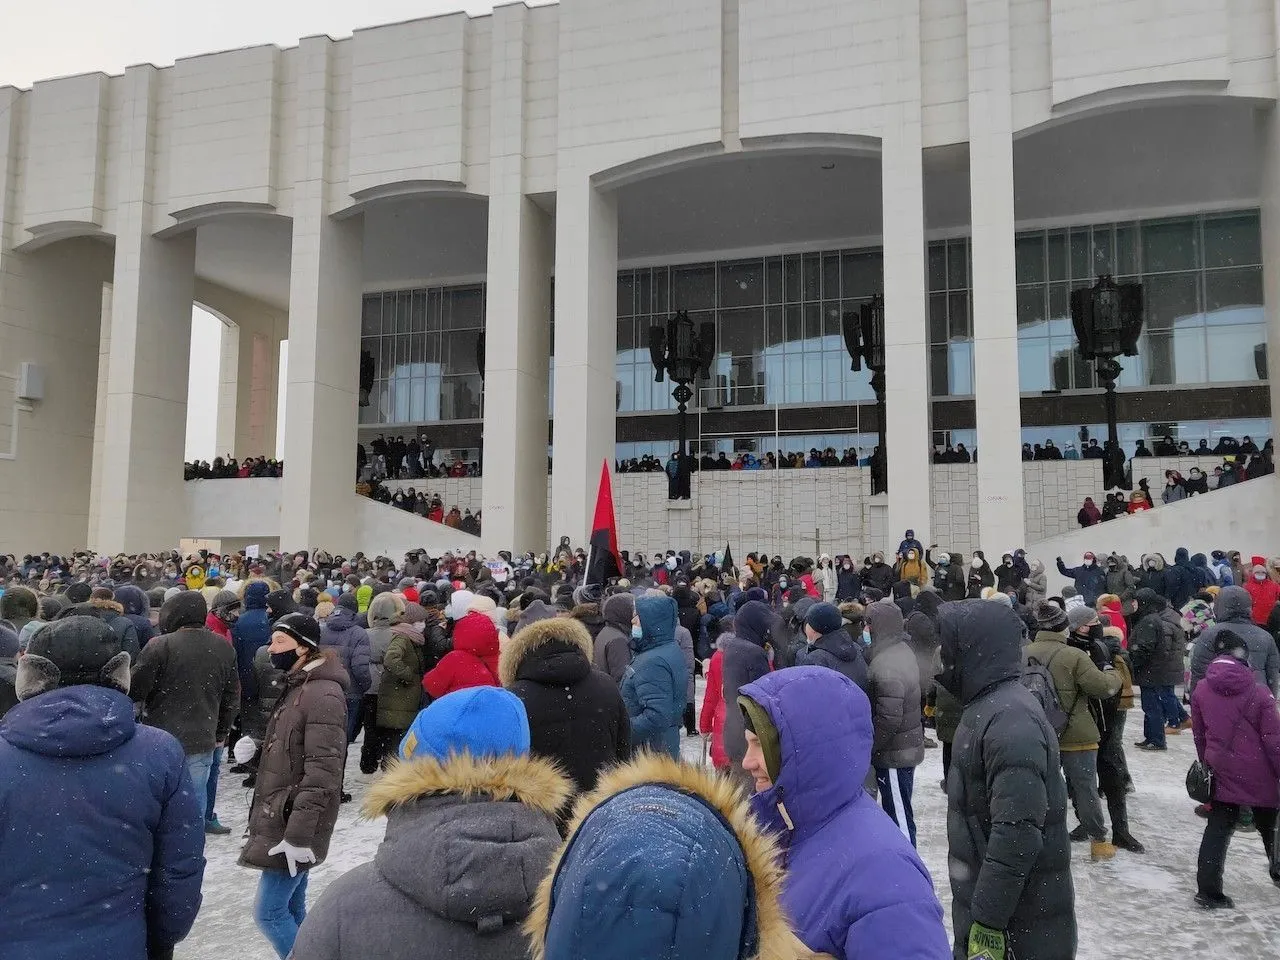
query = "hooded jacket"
xmin=0 ymin=685 xmax=205 ymax=959
xmin=1138 ymin=553 xmax=1167 ymax=597
xmin=594 ymin=593 xmax=634 ymax=684
xmin=1191 ymin=656 xmax=1280 ymax=808
xmin=113 ymin=585 xmax=157 ymax=648
xmin=232 ymin=580 xmax=273 ymax=703
xmin=500 ymin=618 xmax=630 ymax=796
xmin=862 ymin=556 xmax=896 ymax=595
xmin=796 ymin=622 xmax=869 ymax=692
xmin=904 ymin=591 xmax=941 ymax=693
xmin=926 ymin=550 xmax=966 ymax=602
xmin=1244 ymin=568 xmax=1280 ymax=625
xmin=320 ymin=604 xmax=373 ymax=696
xmin=1098 ymin=597 xmax=1129 ymax=648
xmin=835 ymin=563 xmax=862 ymax=602
xmin=378 ymin=613 xmax=450 ymax=730
xmin=130 ymin=593 xmax=240 ymax=755
xmin=1128 ymin=589 xmax=1185 ymax=687
xmin=240 ymin=653 xmax=350 ymax=871
xmin=740 ymin=668 xmax=950 ymax=960
xmin=424 ymin=612 xmax=500 ymax=699
xmin=720 ymin=600 xmax=774 ymax=764
xmin=1188 ymin=586 xmax=1280 ymax=695
xmin=938 ymin=600 xmax=1075 ymax=960
xmin=620 ymin=596 xmax=688 ymax=758
xmin=1022 ymin=559 xmax=1047 ymax=606
xmin=863 ymin=601 xmax=924 ymax=769
xmin=293 ymin=753 xmax=570 ymax=960
xmin=897 ymin=549 xmax=928 ymax=587
xmin=1102 ymin=557 xmax=1136 ymax=597
xmin=1163 ymin=548 xmax=1198 ymax=609
xmin=526 ymin=754 xmax=804 ymax=960
xmin=1023 ymin=630 xmax=1120 ymax=749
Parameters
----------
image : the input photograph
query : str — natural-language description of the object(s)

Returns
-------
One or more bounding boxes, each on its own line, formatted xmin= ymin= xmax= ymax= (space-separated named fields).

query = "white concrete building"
xmin=1 ymin=0 xmax=1276 ymax=559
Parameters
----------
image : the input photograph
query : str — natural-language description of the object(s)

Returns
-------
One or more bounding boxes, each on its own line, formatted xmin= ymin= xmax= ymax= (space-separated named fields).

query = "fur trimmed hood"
xmin=526 ymin=753 xmax=806 ymax=960
xmin=498 ymin=616 xmax=593 ymax=687
xmin=364 ymin=752 xmax=573 ymax=821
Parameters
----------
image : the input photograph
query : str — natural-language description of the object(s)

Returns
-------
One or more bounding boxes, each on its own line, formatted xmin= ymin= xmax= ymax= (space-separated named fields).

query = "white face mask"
xmin=666 ymin=557 xmax=678 ymax=570
xmin=971 ymin=558 xmax=982 ymax=569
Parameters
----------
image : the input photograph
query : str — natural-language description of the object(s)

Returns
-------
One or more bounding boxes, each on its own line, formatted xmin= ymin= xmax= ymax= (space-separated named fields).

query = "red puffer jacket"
xmin=422 ymin=612 xmax=500 ymax=699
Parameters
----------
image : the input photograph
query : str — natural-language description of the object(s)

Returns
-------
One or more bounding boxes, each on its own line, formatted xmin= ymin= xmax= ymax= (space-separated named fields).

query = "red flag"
xmin=585 ymin=460 xmax=623 ymax=586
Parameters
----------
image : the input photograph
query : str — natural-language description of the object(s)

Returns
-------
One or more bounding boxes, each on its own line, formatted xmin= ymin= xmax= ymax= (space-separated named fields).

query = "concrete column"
xmin=280 ymin=37 xmax=364 ymax=553
xmin=880 ymin=9 xmax=931 ymax=552
xmin=95 ymin=65 xmax=197 ymax=553
xmin=968 ymin=0 xmax=1026 ymax=552
xmin=482 ymin=4 xmax=554 ymax=554
xmin=550 ymin=175 xmax=617 ymax=546
xmin=88 ymin=282 xmax=112 ymax=541
xmin=215 ymin=319 xmax=238 ymax=456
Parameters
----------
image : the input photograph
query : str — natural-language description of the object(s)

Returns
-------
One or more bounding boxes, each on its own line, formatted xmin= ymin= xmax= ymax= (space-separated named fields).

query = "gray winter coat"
xmin=292 ymin=754 xmax=569 ymax=960
xmin=594 ymin=593 xmax=634 ymax=684
xmin=365 ymin=614 xmax=397 ymax=693
xmin=1189 ymin=586 xmax=1280 ymax=695
xmin=675 ymin=624 xmax=696 ymax=704
xmin=939 ymin=600 xmax=1075 ymax=960
xmin=864 ymin=601 xmax=924 ymax=769
xmin=1023 ymin=560 xmax=1047 ymax=606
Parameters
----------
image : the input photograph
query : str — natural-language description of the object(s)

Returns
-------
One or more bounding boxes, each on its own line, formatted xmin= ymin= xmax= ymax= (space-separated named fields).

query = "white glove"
xmin=233 ymin=736 xmax=258 ymax=765
xmin=267 ymin=840 xmax=316 ymax=877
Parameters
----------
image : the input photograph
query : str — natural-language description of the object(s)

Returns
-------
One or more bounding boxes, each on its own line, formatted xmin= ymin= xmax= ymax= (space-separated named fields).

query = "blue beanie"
xmin=805 ymin=601 xmax=843 ymax=635
xmin=399 ymin=687 xmax=531 ymax=762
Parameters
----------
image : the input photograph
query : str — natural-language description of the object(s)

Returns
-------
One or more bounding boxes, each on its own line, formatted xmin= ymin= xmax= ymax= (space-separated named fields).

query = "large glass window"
xmin=927 ymin=238 xmax=974 ymax=396
xmin=618 ymin=250 xmax=883 ymax=413
xmin=360 ymin=284 xmax=486 ymax=426
xmin=1016 ymin=212 xmax=1266 ymax=392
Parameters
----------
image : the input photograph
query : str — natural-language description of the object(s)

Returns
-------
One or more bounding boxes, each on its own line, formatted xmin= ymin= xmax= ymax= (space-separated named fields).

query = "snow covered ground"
xmin=182 ymin=700 xmax=1280 ymax=959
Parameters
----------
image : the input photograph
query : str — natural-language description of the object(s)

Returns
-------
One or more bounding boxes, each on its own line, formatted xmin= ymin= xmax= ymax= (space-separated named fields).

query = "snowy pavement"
xmin=182 ymin=703 xmax=1280 ymax=959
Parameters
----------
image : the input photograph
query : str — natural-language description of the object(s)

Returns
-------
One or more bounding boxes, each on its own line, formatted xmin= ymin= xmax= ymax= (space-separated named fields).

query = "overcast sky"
xmin=9 ymin=2 xmax=537 ymax=458
xmin=4 ymin=1 xmax=552 ymax=87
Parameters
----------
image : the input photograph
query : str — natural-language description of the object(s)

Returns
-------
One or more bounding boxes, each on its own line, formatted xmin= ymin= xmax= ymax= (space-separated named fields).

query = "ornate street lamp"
xmin=649 ymin=310 xmax=714 ymax=500
xmin=842 ymin=296 xmax=887 ymax=494
xmin=1070 ymin=275 xmax=1144 ymax=489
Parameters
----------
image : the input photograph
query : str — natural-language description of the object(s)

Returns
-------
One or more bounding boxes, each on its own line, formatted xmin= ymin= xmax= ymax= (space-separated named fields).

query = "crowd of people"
xmin=2 ymin=533 xmax=1280 ymax=960
xmin=355 ymin=482 xmax=481 ymax=533
xmin=185 ymin=456 xmax=284 ymax=480
xmin=357 ymin=434 xmax=480 ymax=480
xmin=1079 ymin=453 xmax=1275 ymax=526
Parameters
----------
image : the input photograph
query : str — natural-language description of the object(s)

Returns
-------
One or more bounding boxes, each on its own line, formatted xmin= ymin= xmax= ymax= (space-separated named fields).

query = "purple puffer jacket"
xmin=741 ymin=666 xmax=950 ymax=960
xmin=1191 ymin=656 xmax=1280 ymax=807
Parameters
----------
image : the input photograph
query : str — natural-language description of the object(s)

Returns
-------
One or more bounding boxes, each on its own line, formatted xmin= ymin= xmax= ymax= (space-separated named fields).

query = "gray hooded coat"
xmin=1189 ymin=585 xmax=1280 ymax=695
xmin=292 ymin=753 xmax=570 ymax=960
xmin=864 ymin=601 xmax=924 ymax=770
xmin=939 ymin=600 xmax=1075 ymax=960
xmin=593 ymin=593 xmax=634 ymax=684
xmin=1022 ymin=559 xmax=1047 ymax=607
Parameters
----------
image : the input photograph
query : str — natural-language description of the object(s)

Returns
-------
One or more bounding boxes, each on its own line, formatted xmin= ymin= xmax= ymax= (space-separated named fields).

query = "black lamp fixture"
xmin=842 ymin=296 xmax=888 ymax=494
xmin=649 ymin=310 xmax=714 ymax=500
xmin=1070 ymin=275 xmax=1144 ymax=489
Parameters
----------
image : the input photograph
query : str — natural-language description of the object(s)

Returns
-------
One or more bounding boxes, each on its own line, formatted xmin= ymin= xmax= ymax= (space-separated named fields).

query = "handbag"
xmin=1185 ymin=759 xmax=1214 ymax=803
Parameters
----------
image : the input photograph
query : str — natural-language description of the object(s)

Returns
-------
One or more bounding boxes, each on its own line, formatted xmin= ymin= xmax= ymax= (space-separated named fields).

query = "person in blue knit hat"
xmin=292 ymin=687 xmax=571 ymax=960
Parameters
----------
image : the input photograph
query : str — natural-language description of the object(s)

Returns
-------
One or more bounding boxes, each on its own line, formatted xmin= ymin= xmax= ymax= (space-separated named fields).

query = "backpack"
xmin=1022 ymin=650 xmax=1070 ymax=736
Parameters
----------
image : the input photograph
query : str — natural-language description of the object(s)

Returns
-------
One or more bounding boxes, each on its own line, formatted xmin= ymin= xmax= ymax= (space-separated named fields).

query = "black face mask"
xmin=270 ymin=649 xmax=300 ymax=672
xmin=1088 ymin=623 xmax=1105 ymax=641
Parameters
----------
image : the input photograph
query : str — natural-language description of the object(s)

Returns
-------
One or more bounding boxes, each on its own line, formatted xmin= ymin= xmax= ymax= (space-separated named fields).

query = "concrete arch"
xmin=14 ymin=220 xmax=113 ymax=252
xmin=334 ymin=181 xmax=487 ymax=219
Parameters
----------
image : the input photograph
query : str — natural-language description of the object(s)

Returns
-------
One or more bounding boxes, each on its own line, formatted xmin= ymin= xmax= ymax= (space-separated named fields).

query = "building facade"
xmin=1 ymin=0 xmax=1278 ymax=557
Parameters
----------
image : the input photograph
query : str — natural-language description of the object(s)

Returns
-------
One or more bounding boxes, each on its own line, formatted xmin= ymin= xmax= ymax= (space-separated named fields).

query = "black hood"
xmin=159 ymin=591 xmax=208 ymax=633
xmin=915 ymin=591 xmax=942 ymax=621
xmin=938 ymin=599 xmax=1024 ymax=705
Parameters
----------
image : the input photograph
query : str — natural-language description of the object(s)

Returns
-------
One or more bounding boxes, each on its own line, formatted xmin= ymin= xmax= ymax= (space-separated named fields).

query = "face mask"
xmin=861 ymin=629 xmax=871 ymax=646
xmin=843 ymin=563 xmax=852 ymax=571
xmin=1256 ymin=571 xmax=1268 ymax=581
xmin=779 ymin=579 xmax=788 ymax=589
xmin=666 ymin=557 xmax=678 ymax=570
xmin=1146 ymin=561 xmax=1156 ymax=570
xmin=938 ymin=556 xmax=949 ymax=566
xmin=971 ymin=559 xmax=982 ymax=569
xmin=1087 ymin=623 xmax=1105 ymax=641
xmin=271 ymin=648 xmax=300 ymax=671
xmin=1084 ymin=559 xmax=1095 ymax=567
xmin=631 ymin=625 xmax=643 ymax=640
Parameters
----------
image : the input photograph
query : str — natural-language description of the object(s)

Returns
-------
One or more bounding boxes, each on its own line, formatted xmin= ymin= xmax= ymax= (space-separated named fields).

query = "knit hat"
xmin=65 ymin=581 xmax=92 ymax=604
xmin=804 ymin=602 xmax=843 ymax=635
xmin=399 ymin=686 xmax=530 ymax=762
xmin=274 ymin=612 xmax=322 ymax=650
xmin=1033 ymin=600 xmax=1069 ymax=633
xmin=266 ymin=589 xmax=298 ymax=622
xmin=159 ymin=591 xmax=209 ymax=633
xmin=16 ymin=615 xmax=130 ymax=700
xmin=1067 ymin=605 xmax=1099 ymax=633
xmin=336 ymin=592 xmax=359 ymax=613
xmin=210 ymin=590 xmax=241 ymax=616
xmin=1212 ymin=628 xmax=1248 ymax=658
xmin=573 ymin=583 xmax=603 ymax=606
xmin=737 ymin=694 xmax=781 ymax=782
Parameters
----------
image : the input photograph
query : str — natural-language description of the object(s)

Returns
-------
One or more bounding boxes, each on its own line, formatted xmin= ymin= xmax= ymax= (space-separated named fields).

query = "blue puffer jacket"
xmin=320 ymin=605 xmax=372 ymax=696
xmin=741 ymin=667 xmax=950 ymax=960
xmin=0 ymin=685 xmax=205 ymax=960
xmin=233 ymin=581 xmax=273 ymax=702
xmin=620 ymin=596 xmax=688 ymax=758
xmin=113 ymin=585 xmax=157 ymax=648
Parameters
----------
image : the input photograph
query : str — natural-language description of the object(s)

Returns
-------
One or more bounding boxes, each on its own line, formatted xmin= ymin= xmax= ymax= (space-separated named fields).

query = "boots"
xmin=1107 ymin=797 xmax=1145 ymax=853
xmin=1069 ymin=824 xmax=1089 ymax=842
xmin=1090 ymin=839 xmax=1117 ymax=861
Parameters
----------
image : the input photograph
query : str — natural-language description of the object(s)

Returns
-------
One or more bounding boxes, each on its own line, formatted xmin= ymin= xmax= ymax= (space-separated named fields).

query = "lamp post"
xmin=649 ymin=310 xmax=714 ymax=500
xmin=1070 ymin=275 xmax=1144 ymax=489
xmin=842 ymin=296 xmax=887 ymax=494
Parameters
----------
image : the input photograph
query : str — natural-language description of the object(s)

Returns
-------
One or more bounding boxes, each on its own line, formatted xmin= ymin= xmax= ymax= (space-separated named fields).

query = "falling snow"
xmin=180 ymin=694 xmax=1280 ymax=959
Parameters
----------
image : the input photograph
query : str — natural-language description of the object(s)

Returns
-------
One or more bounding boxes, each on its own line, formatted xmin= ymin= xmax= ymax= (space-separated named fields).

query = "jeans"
xmin=1159 ymin=685 xmax=1188 ymax=727
xmin=1139 ymin=685 xmax=1166 ymax=747
xmin=1060 ymin=748 xmax=1108 ymax=840
xmin=875 ymin=767 xmax=917 ymax=848
xmin=254 ymin=869 xmax=310 ymax=959
xmin=185 ymin=751 xmax=215 ymax=806
xmin=1196 ymin=801 xmax=1279 ymax=897
xmin=205 ymin=745 xmax=224 ymax=822
xmin=345 ymin=696 xmax=364 ymax=744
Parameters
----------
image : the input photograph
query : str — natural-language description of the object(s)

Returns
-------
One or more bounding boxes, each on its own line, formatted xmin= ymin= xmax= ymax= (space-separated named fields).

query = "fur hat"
xmin=16 ymin=615 xmax=130 ymax=701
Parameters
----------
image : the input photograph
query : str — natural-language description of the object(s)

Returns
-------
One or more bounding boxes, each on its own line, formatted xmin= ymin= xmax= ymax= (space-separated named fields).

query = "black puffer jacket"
xmin=939 ymin=600 xmax=1075 ymax=960
xmin=864 ymin=601 xmax=924 ymax=769
xmin=500 ymin=618 xmax=630 ymax=798
xmin=1128 ymin=589 xmax=1185 ymax=687
xmin=795 ymin=625 xmax=868 ymax=691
